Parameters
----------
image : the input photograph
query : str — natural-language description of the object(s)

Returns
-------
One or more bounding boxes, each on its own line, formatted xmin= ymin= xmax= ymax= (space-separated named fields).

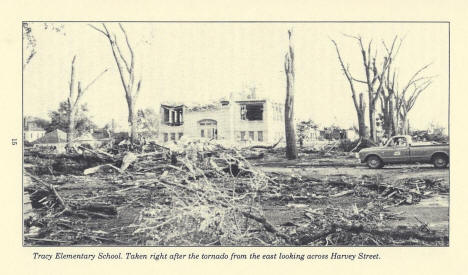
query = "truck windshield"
xmin=387 ymin=137 xmax=408 ymax=147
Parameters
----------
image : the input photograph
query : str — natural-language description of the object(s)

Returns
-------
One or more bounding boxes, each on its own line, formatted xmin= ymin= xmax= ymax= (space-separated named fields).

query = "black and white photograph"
xmin=22 ymin=22 xmax=449 ymax=247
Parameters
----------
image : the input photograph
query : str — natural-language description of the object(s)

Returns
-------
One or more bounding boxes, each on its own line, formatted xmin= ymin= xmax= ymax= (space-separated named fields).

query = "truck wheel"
xmin=367 ymin=156 xmax=383 ymax=169
xmin=433 ymin=155 xmax=448 ymax=168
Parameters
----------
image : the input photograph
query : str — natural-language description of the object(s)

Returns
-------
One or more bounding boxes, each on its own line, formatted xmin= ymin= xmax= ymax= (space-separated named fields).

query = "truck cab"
xmin=358 ymin=135 xmax=449 ymax=169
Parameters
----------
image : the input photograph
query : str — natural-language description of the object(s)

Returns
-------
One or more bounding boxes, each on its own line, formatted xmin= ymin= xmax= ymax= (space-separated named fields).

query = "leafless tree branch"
xmin=88 ymin=24 xmax=109 ymax=37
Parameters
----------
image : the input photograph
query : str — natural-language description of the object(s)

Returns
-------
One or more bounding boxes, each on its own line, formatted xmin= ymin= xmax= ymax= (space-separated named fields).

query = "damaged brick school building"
xmin=159 ymin=97 xmax=285 ymax=145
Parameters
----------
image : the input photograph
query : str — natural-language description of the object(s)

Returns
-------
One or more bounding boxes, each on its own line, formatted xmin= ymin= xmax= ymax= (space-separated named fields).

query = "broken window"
xmin=258 ymin=131 xmax=263 ymax=142
xmin=178 ymin=133 xmax=183 ymax=140
xmin=199 ymin=119 xmax=217 ymax=140
xmin=249 ymin=131 xmax=254 ymax=141
xmin=170 ymin=133 xmax=176 ymax=141
xmin=162 ymin=105 xmax=184 ymax=126
xmin=240 ymin=103 xmax=263 ymax=121
xmin=177 ymin=109 xmax=183 ymax=124
xmin=240 ymin=105 xmax=247 ymax=120
xmin=240 ymin=131 xmax=246 ymax=141
xmin=163 ymin=109 xmax=170 ymax=123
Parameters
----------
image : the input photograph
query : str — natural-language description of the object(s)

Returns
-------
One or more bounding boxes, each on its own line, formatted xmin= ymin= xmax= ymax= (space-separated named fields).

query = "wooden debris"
xmin=83 ymin=164 xmax=122 ymax=175
xmin=78 ymin=145 xmax=115 ymax=159
xmin=24 ymin=136 xmax=448 ymax=246
xmin=26 ymin=172 xmax=69 ymax=212
xmin=78 ymin=203 xmax=117 ymax=216
xmin=330 ymin=190 xmax=354 ymax=198
xmin=249 ymin=138 xmax=283 ymax=150
xmin=119 ymin=152 xmax=138 ymax=172
xmin=25 ymin=238 xmax=72 ymax=244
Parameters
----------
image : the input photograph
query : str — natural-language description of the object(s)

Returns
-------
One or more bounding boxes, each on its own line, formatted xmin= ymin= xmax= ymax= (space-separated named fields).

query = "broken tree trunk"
xmin=284 ymin=29 xmax=298 ymax=160
xmin=357 ymin=93 xmax=367 ymax=138
xmin=90 ymin=23 xmax=142 ymax=145
xmin=331 ymin=39 xmax=367 ymax=139
xmin=66 ymin=56 xmax=108 ymax=151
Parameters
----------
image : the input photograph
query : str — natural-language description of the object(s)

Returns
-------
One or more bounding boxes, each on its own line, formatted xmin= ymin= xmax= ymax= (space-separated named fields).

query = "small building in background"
xmin=33 ymin=129 xmax=68 ymax=152
xmin=24 ymin=121 xmax=46 ymax=143
xmin=320 ymin=126 xmax=358 ymax=141
xmin=76 ymin=129 xmax=112 ymax=148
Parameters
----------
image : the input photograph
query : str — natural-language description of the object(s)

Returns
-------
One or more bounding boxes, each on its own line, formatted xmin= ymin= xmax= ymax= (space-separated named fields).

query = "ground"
xmin=259 ymin=164 xmax=448 ymax=233
xmin=23 ymin=148 xmax=449 ymax=246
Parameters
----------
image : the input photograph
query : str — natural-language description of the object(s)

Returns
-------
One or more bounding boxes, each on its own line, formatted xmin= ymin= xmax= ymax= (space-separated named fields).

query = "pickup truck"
xmin=358 ymin=135 xmax=449 ymax=169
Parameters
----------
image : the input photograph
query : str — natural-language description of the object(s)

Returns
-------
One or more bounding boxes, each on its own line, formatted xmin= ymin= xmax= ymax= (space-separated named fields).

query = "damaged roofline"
xmin=161 ymin=104 xmax=185 ymax=109
xmin=235 ymin=99 xmax=267 ymax=104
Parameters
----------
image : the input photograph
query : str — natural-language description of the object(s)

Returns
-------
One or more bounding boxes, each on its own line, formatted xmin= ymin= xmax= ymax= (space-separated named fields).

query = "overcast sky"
xmin=23 ymin=22 xmax=449 ymax=130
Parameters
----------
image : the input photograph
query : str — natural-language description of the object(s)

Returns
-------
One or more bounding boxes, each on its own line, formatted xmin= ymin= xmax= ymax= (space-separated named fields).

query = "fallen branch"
xmin=350 ymin=137 xmax=362 ymax=152
xmin=83 ymin=163 xmax=122 ymax=175
xmin=156 ymin=176 xmax=291 ymax=244
xmin=92 ymin=235 xmax=130 ymax=245
xmin=297 ymin=223 xmax=447 ymax=245
xmin=297 ymin=225 xmax=337 ymax=245
xmin=240 ymin=211 xmax=292 ymax=244
xmin=25 ymin=172 xmax=69 ymax=212
xmin=329 ymin=190 xmax=354 ymax=198
xmin=78 ymin=145 xmax=115 ymax=159
xmin=77 ymin=203 xmax=118 ymax=216
xmin=249 ymin=138 xmax=283 ymax=150
xmin=325 ymin=140 xmax=339 ymax=154
xmin=120 ymin=152 xmax=138 ymax=171
xmin=25 ymin=237 xmax=72 ymax=244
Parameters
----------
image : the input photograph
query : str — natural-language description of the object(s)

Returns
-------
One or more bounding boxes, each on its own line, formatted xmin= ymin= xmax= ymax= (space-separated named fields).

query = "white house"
xmin=159 ymin=98 xmax=285 ymax=145
xmin=24 ymin=121 xmax=46 ymax=142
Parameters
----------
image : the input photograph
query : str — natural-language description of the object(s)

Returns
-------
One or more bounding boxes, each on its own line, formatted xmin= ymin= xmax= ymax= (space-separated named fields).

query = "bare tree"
xmin=394 ymin=64 xmax=433 ymax=134
xmin=90 ymin=23 xmax=142 ymax=144
xmin=355 ymin=36 xmax=399 ymax=142
xmin=380 ymin=37 xmax=405 ymax=137
xmin=333 ymin=35 xmax=400 ymax=142
xmin=331 ymin=40 xmax=367 ymax=138
xmin=380 ymin=69 xmax=397 ymax=137
xmin=284 ymin=30 xmax=298 ymax=160
xmin=380 ymin=54 xmax=398 ymax=137
xmin=66 ymin=56 xmax=108 ymax=149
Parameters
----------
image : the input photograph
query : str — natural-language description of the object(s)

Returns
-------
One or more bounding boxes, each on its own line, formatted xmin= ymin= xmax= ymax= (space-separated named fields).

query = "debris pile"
xmin=23 ymin=138 xmax=448 ymax=246
xmin=24 ymin=140 xmax=290 ymax=245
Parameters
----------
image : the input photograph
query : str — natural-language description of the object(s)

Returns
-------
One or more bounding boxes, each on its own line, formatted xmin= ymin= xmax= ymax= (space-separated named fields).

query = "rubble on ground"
xmin=23 ymin=138 xmax=448 ymax=246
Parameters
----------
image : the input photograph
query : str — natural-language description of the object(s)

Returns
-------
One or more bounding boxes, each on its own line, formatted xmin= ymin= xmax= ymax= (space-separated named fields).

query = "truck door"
xmin=409 ymin=145 xmax=433 ymax=163
xmin=382 ymin=137 xmax=410 ymax=163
